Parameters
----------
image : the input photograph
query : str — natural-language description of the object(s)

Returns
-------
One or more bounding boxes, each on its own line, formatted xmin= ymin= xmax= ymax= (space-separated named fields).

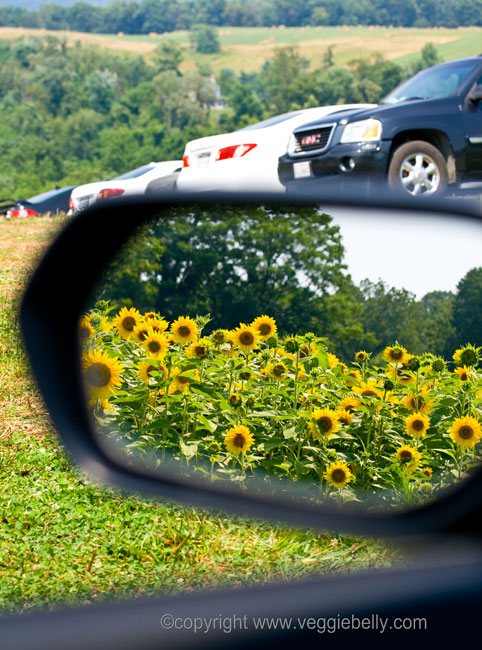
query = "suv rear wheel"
xmin=388 ymin=140 xmax=448 ymax=197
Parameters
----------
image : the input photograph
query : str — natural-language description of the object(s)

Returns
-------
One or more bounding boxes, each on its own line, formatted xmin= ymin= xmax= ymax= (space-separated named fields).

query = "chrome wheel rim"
xmin=399 ymin=152 xmax=440 ymax=196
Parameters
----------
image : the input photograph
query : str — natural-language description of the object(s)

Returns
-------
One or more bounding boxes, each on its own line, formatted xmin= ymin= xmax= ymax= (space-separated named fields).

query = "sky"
xmin=328 ymin=206 xmax=482 ymax=299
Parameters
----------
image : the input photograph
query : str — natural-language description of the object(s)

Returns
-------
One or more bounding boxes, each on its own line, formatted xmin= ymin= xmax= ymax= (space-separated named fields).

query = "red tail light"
xmin=182 ymin=155 xmax=190 ymax=168
xmin=215 ymin=144 xmax=257 ymax=161
xmin=69 ymin=196 xmax=74 ymax=209
xmin=6 ymin=208 xmax=39 ymax=219
xmin=96 ymin=188 xmax=125 ymax=201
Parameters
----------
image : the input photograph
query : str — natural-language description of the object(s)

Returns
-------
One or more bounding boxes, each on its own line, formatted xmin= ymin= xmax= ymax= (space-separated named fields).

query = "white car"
xmin=68 ymin=160 xmax=182 ymax=215
xmin=176 ymin=105 xmax=376 ymax=192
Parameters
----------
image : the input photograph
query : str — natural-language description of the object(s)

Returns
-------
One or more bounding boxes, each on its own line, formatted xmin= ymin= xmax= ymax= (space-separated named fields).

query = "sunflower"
xmin=396 ymin=444 xmax=422 ymax=473
xmin=138 ymin=361 xmax=168 ymax=385
xmin=143 ymin=311 xmax=159 ymax=321
xmin=133 ymin=322 xmax=151 ymax=343
xmin=449 ymin=416 xmax=482 ymax=448
xmin=299 ymin=342 xmax=317 ymax=359
xmin=402 ymin=388 xmax=433 ymax=414
xmin=100 ymin=317 xmax=113 ymax=333
xmin=310 ymin=408 xmax=340 ymax=440
xmin=454 ymin=366 xmax=471 ymax=381
xmin=339 ymin=396 xmax=361 ymax=413
xmin=232 ymin=324 xmax=260 ymax=353
xmin=327 ymin=352 xmax=340 ymax=369
xmin=146 ymin=317 xmax=169 ymax=335
xmin=344 ymin=369 xmax=361 ymax=386
xmin=78 ymin=316 xmax=94 ymax=344
xmin=423 ymin=467 xmax=433 ymax=479
xmin=354 ymin=350 xmax=369 ymax=363
xmin=271 ymin=361 xmax=288 ymax=379
xmin=229 ymin=393 xmax=242 ymax=407
xmin=170 ymin=316 xmax=199 ymax=345
xmin=324 ymin=462 xmax=353 ymax=489
xmin=82 ymin=349 xmax=123 ymax=400
xmin=453 ymin=344 xmax=480 ymax=367
xmin=405 ymin=413 xmax=430 ymax=439
xmin=186 ymin=338 xmax=210 ymax=360
xmin=336 ymin=408 xmax=353 ymax=426
xmin=224 ymin=425 xmax=254 ymax=455
xmin=142 ymin=329 xmax=170 ymax=359
xmin=112 ymin=307 xmax=141 ymax=339
xmin=383 ymin=345 xmax=409 ymax=365
xmin=251 ymin=315 xmax=277 ymax=340
xmin=355 ymin=381 xmax=383 ymax=400
xmin=168 ymin=367 xmax=199 ymax=395
xmin=387 ymin=363 xmax=414 ymax=385
xmin=212 ymin=329 xmax=228 ymax=344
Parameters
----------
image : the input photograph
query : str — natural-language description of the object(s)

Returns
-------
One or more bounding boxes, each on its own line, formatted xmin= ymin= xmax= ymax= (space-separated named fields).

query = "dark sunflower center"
xmin=86 ymin=362 xmax=111 ymax=387
xmin=331 ymin=469 xmax=346 ymax=483
xmin=137 ymin=329 xmax=148 ymax=341
xmin=317 ymin=417 xmax=333 ymax=433
xmin=300 ymin=345 xmax=309 ymax=358
xmin=213 ymin=332 xmax=225 ymax=343
xmin=461 ymin=372 xmax=468 ymax=381
xmin=147 ymin=365 xmax=156 ymax=376
xmin=240 ymin=332 xmax=254 ymax=345
xmin=233 ymin=433 xmax=246 ymax=448
xmin=195 ymin=346 xmax=206 ymax=357
xmin=461 ymin=350 xmax=477 ymax=365
xmin=391 ymin=349 xmax=403 ymax=360
xmin=459 ymin=426 xmax=474 ymax=440
xmin=148 ymin=341 xmax=161 ymax=353
xmin=177 ymin=376 xmax=188 ymax=385
xmin=273 ymin=364 xmax=285 ymax=377
xmin=122 ymin=317 xmax=136 ymax=332
xmin=178 ymin=326 xmax=191 ymax=337
xmin=79 ymin=326 xmax=91 ymax=342
xmin=339 ymin=416 xmax=349 ymax=424
xmin=361 ymin=389 xmax=377 ymax=397
xmin=412 ymin=419 xmax=425 ymax=432
xmin=400 ymin=450 xmax=413 ymax=461
xmin=259 ymin=324 xmax=271 ymax=335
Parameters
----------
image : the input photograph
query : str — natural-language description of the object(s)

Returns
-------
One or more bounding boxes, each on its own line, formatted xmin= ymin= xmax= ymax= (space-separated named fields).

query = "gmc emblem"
xmin=300 ymin=133 xmax=320 ymax=146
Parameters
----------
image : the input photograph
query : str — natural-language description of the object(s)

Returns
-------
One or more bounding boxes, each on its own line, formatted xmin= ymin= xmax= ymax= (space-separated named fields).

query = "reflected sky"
xmin=329 ymin=207 xmax=482 ymax=298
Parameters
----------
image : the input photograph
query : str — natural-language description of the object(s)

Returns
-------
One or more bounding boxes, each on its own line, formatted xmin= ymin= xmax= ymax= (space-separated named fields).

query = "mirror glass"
xmin=79 ymin=202 xmax=482 ymax=510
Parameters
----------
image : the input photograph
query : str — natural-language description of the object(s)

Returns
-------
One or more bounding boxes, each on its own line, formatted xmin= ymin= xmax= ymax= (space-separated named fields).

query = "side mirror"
xmin=467 ymin=83 xmax=482 ymax=104
xmin=20 ymin=191 xmax=482 ymax=541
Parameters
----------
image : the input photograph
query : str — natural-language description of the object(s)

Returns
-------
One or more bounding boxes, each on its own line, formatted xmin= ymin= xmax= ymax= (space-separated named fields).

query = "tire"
xmin=388 ymin=140 xmax=448 ymax=197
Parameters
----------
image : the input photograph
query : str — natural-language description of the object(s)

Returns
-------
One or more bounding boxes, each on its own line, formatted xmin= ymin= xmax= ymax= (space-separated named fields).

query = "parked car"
xmin=278 ymin=56 xmax=482 ymax=197
xmin=67 ymin=161 xmax=182 ymax=215
xmin=1 ymin=185 xmax=76 ymax=218
xmin=176 ymin=105 xmax=375 ymax=192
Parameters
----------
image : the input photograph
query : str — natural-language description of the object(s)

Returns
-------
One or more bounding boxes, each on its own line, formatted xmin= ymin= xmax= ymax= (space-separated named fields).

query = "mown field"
xmin=0 ymin=25 xmax=481 ymax=73
xmin=0 ymin=216 xmax=397 ymax=614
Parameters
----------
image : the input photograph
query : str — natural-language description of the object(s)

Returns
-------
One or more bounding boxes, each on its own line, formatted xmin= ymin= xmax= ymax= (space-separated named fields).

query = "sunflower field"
xmin=80 ymin=305 xmax=482 ymax=508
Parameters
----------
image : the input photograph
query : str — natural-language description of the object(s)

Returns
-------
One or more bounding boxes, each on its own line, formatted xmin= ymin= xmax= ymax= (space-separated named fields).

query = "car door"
xmin=463 ymin=70 xmax=482 ymax=180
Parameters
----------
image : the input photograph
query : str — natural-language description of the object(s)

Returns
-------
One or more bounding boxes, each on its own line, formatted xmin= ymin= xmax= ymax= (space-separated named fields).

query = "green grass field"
xmin=1 ymin=25 xmax=481 ymax=74
xmin=0 ymin=217 xmax=397 ymax=613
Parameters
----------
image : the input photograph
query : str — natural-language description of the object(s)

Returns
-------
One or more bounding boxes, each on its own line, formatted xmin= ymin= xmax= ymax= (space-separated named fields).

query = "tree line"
xmin=0 ymin=0 xmax=481 ymax=32
xmin=97 ymin=205 xmax=482 ymax=363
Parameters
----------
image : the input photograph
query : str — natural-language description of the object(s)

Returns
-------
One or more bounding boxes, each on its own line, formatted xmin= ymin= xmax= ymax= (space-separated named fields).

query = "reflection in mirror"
xmin=79 ymin=203 xmax=482 ymax=510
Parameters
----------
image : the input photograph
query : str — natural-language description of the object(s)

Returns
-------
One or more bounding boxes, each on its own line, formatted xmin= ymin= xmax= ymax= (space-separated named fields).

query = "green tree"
xmin=451 ymin=268 xmax=482 ymax=349
xmin=190 ymin=24 xmax=220 ymax=54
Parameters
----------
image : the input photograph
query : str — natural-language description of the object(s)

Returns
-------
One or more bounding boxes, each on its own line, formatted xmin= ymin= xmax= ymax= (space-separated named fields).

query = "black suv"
xmin=278 ymin=56 xmax=482 ymax=197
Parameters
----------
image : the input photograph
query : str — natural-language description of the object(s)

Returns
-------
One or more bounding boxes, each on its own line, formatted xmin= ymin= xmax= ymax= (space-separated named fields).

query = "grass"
xmin=0 ymin=25 xmax=481 ymax=74
xmin=0 ymin=216 xmax=398 ymax=614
